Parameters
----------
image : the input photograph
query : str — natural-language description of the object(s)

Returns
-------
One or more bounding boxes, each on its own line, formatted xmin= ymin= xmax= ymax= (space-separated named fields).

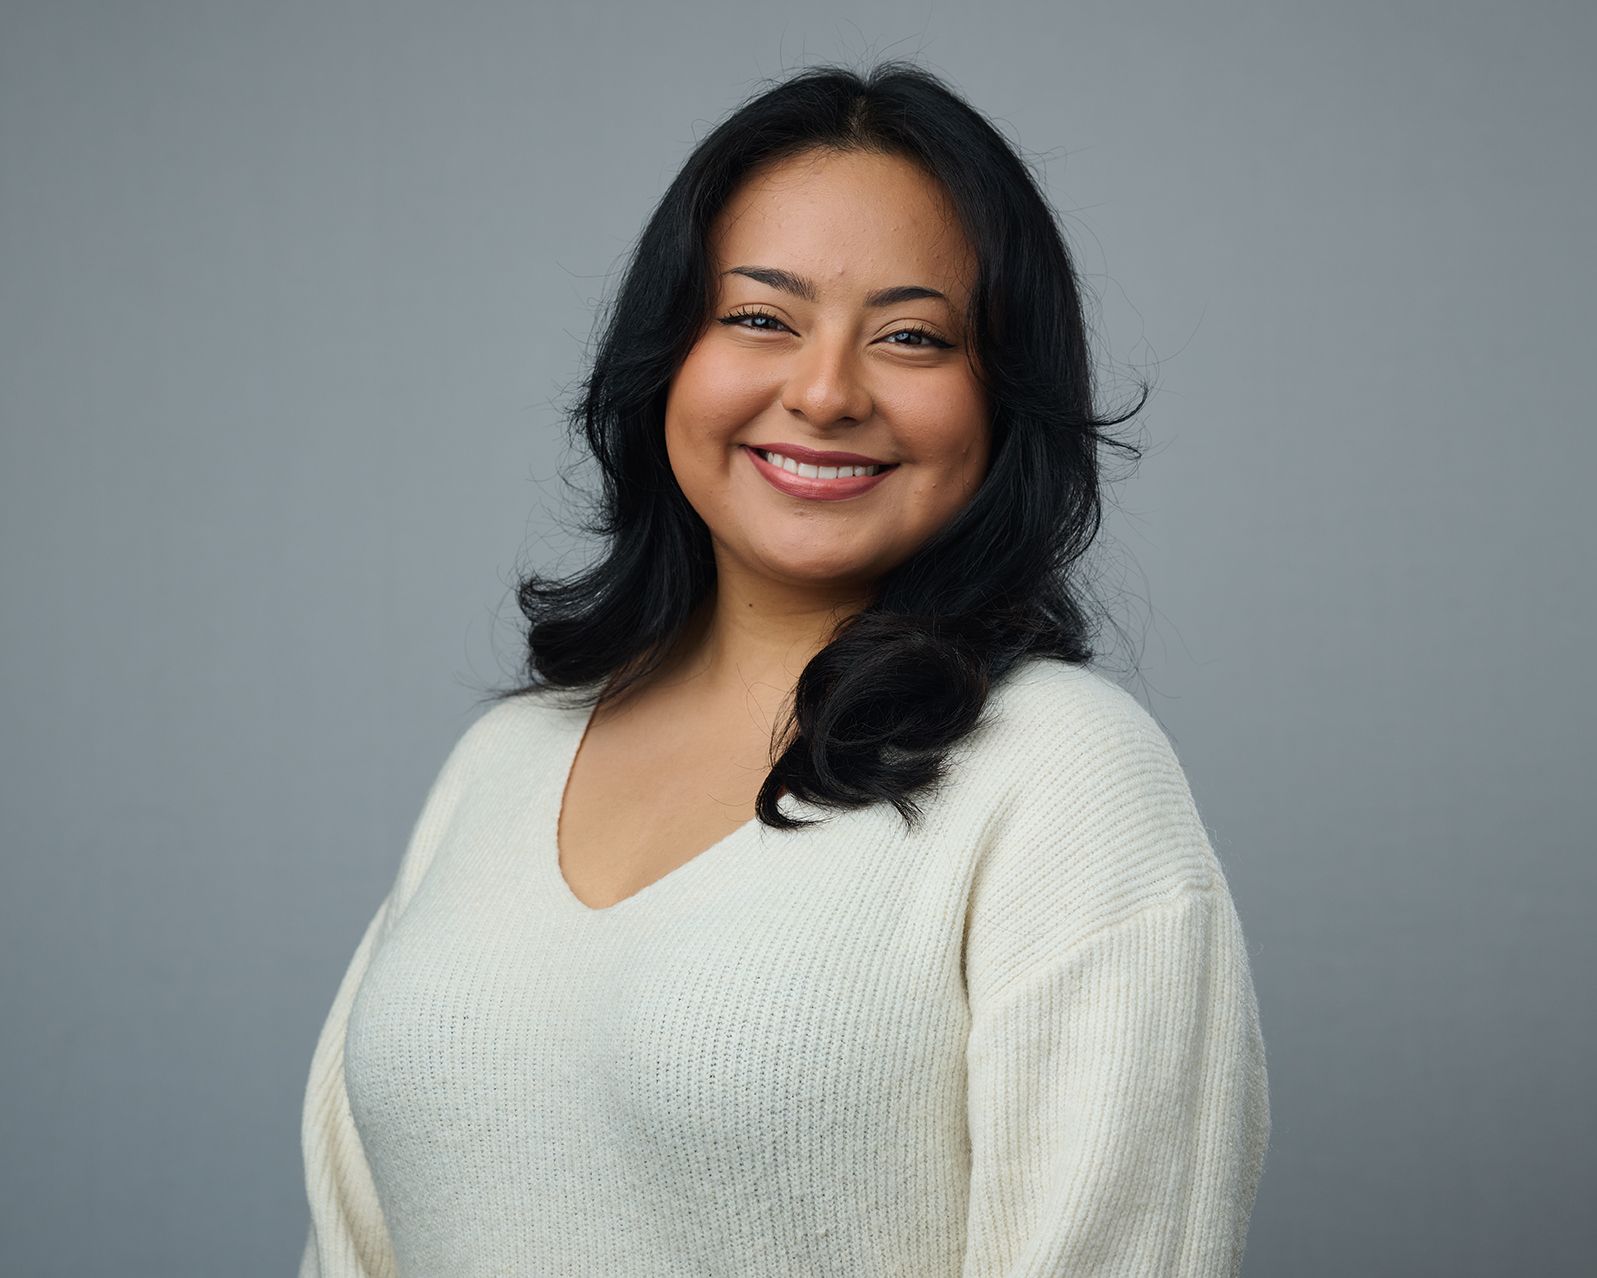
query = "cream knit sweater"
xmin=298 ymin=657 xmax=1270 ymax=1276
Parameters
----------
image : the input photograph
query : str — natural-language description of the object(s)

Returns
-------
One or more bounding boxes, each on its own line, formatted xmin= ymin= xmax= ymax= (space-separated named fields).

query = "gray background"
xmin=2 ymin=2 xmax=1591 ymax=1274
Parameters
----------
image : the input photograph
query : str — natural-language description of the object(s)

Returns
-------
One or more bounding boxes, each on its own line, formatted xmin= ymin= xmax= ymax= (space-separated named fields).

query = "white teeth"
xmin=756 ymin=449 xmax=885 ymax=478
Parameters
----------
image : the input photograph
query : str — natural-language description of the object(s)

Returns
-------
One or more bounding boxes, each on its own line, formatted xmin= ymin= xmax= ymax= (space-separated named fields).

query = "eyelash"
xmin=717 ymin=307 xmax=954 ymax=350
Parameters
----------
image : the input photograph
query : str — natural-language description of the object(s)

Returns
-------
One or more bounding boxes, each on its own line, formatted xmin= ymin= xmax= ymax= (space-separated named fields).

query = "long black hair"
xmin=484 ymin=59 xmax=1147 ymax=831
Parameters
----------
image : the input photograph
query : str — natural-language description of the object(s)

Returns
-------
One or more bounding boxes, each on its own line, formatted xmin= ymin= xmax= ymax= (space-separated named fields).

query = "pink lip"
xmin=743 ymin=445 xmax=898 ymax=501
xmin=747 ymin=441 xmax=893 ymax=466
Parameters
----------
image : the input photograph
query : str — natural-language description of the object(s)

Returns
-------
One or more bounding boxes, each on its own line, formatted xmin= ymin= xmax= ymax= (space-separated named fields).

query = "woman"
xmin=298 ymin=61 xmax=1270 ymax=1277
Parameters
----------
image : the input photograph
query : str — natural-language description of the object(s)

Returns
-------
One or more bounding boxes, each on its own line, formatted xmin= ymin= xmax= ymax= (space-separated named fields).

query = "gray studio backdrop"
xmin=2 ymin=3 xmax=1591 ymax=1275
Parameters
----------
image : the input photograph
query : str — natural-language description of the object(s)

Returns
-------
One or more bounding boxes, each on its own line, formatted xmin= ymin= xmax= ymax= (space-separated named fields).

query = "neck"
xmin=657 ymin=564 xmax=874 ymax=707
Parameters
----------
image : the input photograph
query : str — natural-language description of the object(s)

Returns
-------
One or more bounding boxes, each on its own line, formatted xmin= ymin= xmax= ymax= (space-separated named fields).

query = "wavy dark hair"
xmin=484 ymin=59 xmax=1147 ymax=832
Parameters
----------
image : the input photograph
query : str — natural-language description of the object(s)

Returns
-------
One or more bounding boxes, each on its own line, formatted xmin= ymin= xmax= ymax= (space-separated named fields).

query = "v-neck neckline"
xmin=546 ymin=691 xmax=769 ymax=917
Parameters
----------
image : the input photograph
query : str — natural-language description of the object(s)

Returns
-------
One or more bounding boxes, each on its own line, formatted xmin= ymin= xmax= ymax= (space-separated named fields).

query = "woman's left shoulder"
xmin=960 ymin=657 xmax=1233 ymax=963
xmin=975 ymin=656 xmax=1196 ymax=788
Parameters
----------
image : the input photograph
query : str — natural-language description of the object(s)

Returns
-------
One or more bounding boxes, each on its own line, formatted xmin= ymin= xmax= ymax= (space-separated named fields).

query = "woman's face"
xmin=664 ymin=147 xmax=990 ymax=598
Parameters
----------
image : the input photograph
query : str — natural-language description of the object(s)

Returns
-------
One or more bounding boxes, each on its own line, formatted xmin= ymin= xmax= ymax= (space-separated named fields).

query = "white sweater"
xmin=298 ymin=657 xmax=1270 ymax=1276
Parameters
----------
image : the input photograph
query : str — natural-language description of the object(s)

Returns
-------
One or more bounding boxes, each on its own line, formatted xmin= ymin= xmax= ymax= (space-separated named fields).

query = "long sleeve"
xmin=297 ymin=712 xmax=486 ymax=1278
xmin=961 ymin=886 xmax=1270 ymax=1276
xmin=298 ymin=893 xmax=399 ymax=1278
xmin=959 ymin=666 xmax=1271 ymax=1276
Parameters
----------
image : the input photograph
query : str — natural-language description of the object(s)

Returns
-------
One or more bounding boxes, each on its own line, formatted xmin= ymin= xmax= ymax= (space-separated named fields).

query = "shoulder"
xmin=979 ymin=656 xmax=1177 ymax=766
xmin=961 ymin=658 xmax=1231 ymax=993
xmin=462 ymin=684 xmax=575 ymax=743
xmin=421 ymin=684 xmax=585 ymax=798
xmin=959 ymin=658 xmax=1202 ymax=821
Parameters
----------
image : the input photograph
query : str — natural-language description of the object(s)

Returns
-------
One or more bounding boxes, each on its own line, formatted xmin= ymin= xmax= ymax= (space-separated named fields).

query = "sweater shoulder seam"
xmin=977 ymin=879 xmax=1226 ymax=1016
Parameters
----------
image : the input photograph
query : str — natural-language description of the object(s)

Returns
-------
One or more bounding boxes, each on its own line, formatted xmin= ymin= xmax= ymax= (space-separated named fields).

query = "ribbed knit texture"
xmin=298 ymin=657 xmax=1270 ymax=1276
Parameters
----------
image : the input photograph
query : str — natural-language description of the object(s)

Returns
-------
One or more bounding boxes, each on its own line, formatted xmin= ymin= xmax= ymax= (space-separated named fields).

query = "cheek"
xmin=897 ymin=378 xmax=990 ymax=479
xmin=667 ymin=340 xmax=772 ymax=443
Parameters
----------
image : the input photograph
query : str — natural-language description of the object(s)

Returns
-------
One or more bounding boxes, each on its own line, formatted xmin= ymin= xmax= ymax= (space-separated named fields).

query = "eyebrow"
xmin=722 ymin=265 xmax=950 ymax=309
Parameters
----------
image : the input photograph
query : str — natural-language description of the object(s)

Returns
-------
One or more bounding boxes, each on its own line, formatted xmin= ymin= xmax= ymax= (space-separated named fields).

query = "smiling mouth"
xmin=742 ymin=445 xmax=900 ymax=503
xmin=749 ymin=447 xmax=897 ymax=479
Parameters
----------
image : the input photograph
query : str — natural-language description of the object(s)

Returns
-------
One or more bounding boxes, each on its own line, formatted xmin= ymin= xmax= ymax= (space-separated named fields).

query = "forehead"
xmin=710 ymin=149 xmax=976 ymax=301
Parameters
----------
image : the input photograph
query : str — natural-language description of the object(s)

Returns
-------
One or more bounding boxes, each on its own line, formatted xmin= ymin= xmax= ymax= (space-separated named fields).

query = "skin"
xmin=558 ymin=147 xmax=992 ymax=907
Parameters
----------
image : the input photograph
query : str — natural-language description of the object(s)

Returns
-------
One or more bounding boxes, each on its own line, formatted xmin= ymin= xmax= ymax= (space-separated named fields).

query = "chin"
xmin=748 ymin=548 xmax=880 ymax=588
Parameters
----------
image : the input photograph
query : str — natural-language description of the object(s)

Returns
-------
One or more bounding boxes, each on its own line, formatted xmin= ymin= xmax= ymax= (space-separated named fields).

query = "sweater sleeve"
xmin=958 ymin=667 xmax=1271 ymax=1276
xmin=961 ymin=886 xmax=1270 ymax=1277
xmin=297 ymin=893 xmax=397 ymax=1278
xmin=297 ymin=711 xmax=487 ymax=1278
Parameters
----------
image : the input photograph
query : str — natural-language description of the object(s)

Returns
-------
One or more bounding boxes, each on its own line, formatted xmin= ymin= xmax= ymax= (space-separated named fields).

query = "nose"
xmin=778 ymin=329 xmax=875 ymax=428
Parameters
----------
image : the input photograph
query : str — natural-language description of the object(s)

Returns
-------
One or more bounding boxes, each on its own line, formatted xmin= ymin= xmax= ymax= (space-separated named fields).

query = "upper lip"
xmin=747 ymin=442 xmax=896 ymax=467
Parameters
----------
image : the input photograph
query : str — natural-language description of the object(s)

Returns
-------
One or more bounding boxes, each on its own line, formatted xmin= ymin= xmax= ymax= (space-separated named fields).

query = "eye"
xmin=717 ymin=308 xmax=954 ymax=350
xmin=718 ymin=307 xmax=792 ymax=334
xmin=882 ymin=324 xmax=954 ymax=350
